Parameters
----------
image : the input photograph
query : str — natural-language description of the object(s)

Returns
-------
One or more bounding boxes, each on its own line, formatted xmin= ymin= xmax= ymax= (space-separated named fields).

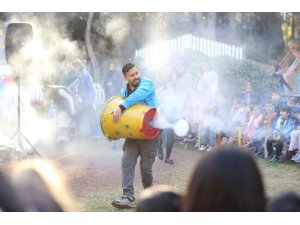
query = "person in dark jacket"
xmin=103 ymin=62 xmax=123 ymax=101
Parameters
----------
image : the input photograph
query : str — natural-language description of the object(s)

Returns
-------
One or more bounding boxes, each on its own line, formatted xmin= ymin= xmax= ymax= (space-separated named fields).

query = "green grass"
xmin=257 ymin=159 xmax=300 ymax=196
xmin=73 ymin=148 xmax=300 ymax=212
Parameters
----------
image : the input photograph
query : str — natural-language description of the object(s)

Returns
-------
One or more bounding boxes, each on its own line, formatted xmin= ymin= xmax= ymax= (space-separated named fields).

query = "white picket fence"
xmin=135 ymin=33 xmax=243 ymax=65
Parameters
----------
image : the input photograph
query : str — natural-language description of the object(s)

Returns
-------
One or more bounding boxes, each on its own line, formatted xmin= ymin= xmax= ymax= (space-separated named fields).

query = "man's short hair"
xmin=122 ymin=63 xmax=135 ymax=76
xmin=281 ymin=106 xmax=292 ymax=114
xmin=72 ymin=58 xmax=83 ymax=70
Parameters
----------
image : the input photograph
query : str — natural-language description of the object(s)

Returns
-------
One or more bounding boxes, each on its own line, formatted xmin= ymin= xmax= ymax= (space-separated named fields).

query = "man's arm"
xmin=67 ymin=78 xmax=79 ymax=90
xmin=58 ymin=89 xmax=75 ymax=116
xmin=280 ymin=76 xmax=295 ymax=92
xmin=83 ymin=71 xmax=97 ymax=103
xmin=120 ymin=78 xmax=154 ymax=109
xmin=111 ymin=78 xmax=155 ymax=123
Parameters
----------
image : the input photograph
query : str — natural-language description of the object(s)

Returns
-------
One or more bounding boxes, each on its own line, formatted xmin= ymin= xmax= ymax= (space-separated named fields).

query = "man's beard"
xmin=132 ymin=78 xmax=140 ymax=86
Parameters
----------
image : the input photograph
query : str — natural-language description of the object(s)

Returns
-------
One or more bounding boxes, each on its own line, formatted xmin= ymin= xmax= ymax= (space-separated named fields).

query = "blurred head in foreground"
xmin=136 ymin=185 xmax=182 ymax=212
xmin=182 ymin=145 xmax=266 ymax=211
xmin=9 ymin=158 xmax=78 ymax=212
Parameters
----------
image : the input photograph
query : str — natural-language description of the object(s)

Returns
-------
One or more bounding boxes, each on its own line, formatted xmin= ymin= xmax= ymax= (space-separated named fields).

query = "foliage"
xmin=1 ymin=12 xmax=299 ymax=74
xmin=182 ymin=50 xmax=276 ymax=103
xmin=213 ymin=56 xmax=275 ymax=101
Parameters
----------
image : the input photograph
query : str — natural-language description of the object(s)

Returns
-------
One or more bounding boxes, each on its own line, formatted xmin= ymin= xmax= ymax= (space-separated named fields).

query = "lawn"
xmin=66 ymin=142 xmax=300 ymax=212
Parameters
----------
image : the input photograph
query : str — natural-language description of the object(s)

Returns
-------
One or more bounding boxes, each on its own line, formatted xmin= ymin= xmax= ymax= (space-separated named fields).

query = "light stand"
xmin=5 ymin=22 xmax=41 ymax=158
xmin=10 ymin=66 xmax=41 ymax=157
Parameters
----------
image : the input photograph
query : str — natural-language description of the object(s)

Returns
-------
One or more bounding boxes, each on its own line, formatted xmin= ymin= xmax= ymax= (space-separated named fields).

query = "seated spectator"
xmin=287 ymin=114 xmax=300 ymax=161
xmin=182 ymin=145 xmax=266 ymax=211
xmin=226 ymin=98 xmax=247 ymax=144
xmin=8 ymin=159 xmax=78 ymax=212
xmin=287 ymin=97 xmax=300 ymax=123
xmin=242 ymin=105 xmax=263 ymax=146
xmin=136 ymin=185 xmax=182 ymax=212
xmin=266 ymin=106 xmax=295 ymax=163
xmin=242 ymin=79 xmax=259 ymax=108
xmin=271 ymin=90 xmax=286 ymax=115
xmin=267 ymin=191 xmax=300 ymax=212
xmin=103 ymin=61 xmax=123 ymax=101
xmin=252 ymin=101 xmax=277 ymax=158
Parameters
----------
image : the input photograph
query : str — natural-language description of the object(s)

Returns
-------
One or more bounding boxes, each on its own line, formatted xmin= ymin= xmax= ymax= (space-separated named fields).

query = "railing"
xmin=135 ymin=33 xmax=243 ymax=65
xmin=0 ymin=83 xmax=105 ymax=110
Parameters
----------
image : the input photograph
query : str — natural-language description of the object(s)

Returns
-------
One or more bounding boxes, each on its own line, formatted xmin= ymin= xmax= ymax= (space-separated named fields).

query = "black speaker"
xmin=5 ymin=22 xmax=33 ymax=65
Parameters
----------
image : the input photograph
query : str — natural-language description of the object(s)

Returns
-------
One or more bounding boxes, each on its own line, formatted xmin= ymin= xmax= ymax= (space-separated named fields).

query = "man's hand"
xmin=111 ymin=107 xmax=122 ymax=123
xmin=273 ymin=134 xmax=281 ymax=141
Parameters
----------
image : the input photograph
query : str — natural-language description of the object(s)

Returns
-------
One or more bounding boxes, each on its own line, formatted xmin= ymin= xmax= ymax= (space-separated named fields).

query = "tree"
xmin=85 ymin=12 xmax=100 ymax=81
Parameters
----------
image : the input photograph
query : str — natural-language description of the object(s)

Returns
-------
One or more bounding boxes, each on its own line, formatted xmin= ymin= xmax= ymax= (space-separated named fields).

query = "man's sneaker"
xmin=207 ymin=146 xmax=213 ymax=151
xmin=292 ymin=151 xmax=300 ymax=161
xmin=254 ymin=150 xmax=264 ymax=159
xmin=271 ymin=157 xmax=280 ymax=163
xmin=158 ymin=154 xmax=164 ymax=160
xmin=165 ymin=158 xmax=174 ymax=164
xmin=221 ymin=137 xmax=228 ymax=144
xmin=199 ymin=145 xmax=207 ymax=151
xmin=269 ymin=155 xmax=276 ymax=162
xmin=292 ymin=154 xmax=300 ymax=162
xmin=111 ymin=196 xmax=136 ymax=209
xmin=294 ymin=158 xmax=300 ymax=163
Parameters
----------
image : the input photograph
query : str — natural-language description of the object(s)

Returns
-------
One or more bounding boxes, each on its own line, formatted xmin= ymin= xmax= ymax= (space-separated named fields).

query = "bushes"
xmin=182 ymin=51 xmax=276 ymax=103
xmin=213 ymin=56 xmax=275 ymax=101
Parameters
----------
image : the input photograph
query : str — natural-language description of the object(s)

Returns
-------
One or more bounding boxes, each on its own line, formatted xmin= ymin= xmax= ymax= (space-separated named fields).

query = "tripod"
xmin=10 ymin=68 xmax=41 ymax=157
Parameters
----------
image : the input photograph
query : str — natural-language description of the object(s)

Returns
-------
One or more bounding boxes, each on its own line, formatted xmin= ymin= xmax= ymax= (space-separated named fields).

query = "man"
xmin=45 ymin=85 xmax=76 ymax=145
xmin=103 ymin=61 xmax=123 ymax=101
xmin=266 ymin=106 xmax=295 ymax=163
xmin=69 ymin=58 xmax=98 ymax=137
xmin=196 ymin=58 xmax=219 ymax=151
xmin=242 ymin=79 xmax=259 ymax=107
xmin=156 ymin=66 xmax=181 ymax=164
xmin=111 ymin=63 xmax=158 ymax=209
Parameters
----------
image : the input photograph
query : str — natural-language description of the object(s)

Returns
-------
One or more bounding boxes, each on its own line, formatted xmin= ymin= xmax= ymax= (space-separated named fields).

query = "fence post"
xmin=134 ymin=34 xmax=243 ymax=63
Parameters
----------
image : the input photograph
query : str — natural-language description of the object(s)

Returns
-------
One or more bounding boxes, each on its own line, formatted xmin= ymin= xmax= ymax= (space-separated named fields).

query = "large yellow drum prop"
xmin=101 ymin=96 xmax=160 ymax=140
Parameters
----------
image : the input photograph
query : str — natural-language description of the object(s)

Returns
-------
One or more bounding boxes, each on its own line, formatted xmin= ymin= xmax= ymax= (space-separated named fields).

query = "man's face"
xmin=265 ymin=103 xmax=273 ymax=112
xmin=109 ymin=63 xmax=115 ymax=71
xmin=244 ymin=82 xmax=252 ymax=92
xmin=280 ymin=110 xmax=288 ymax=119
xmin=200 ymin=62 xmax=208 ymax=71
xmin=176 ymin=64 xmax=184 ymax=74
xmin=272 ymin=93 xmax=280 ymax=102
xmin=124 ymin=66 xmax=140 ymax=87
xmin=287 ymin=99 xmax=296 ymax=106
xmin=72 ymin=65 xmax=80 ymax=73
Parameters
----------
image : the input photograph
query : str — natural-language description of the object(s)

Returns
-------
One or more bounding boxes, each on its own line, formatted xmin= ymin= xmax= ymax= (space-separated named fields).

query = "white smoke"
xmin=1 ymin=14 xmax=82 ymax=148
xmin=105 ymin=16 xmax=130 ymax=45
xmin=173 ymin=119 xmax=189 ymax=137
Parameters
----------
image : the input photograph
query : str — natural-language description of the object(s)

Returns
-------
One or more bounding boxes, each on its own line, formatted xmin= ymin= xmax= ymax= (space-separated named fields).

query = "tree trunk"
xmin=292 ymin=12 xmax=296 ymax=40
xmin=85 ymin=12 xmax=101 ymax=82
